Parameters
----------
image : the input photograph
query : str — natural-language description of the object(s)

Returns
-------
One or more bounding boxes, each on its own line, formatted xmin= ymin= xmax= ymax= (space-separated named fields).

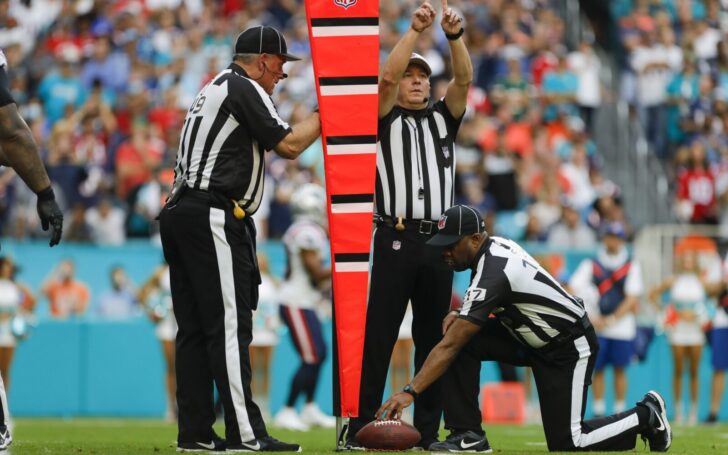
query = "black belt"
xmin=375 ymin=215 xmax=438 ymax=235
xmin=538 ymin=314 xmax=592 ymax=354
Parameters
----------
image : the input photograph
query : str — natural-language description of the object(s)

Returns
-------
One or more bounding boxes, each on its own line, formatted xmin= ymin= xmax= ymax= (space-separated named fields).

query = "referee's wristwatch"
xmin=402 ymin=383 xmax=418 ymax=400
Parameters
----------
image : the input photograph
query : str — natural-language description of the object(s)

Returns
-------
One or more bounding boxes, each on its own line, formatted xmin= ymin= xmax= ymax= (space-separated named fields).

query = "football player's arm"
xmin=301 ymin=248 xmax=331 ymax=286
xmin=377 ymin=318 xmax=480 ymax=420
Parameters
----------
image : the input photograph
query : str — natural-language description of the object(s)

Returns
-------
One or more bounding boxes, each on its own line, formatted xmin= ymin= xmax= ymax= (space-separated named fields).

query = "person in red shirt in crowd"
xmin=115 ymin=120 xmax=164 ymax=201
xmin=676 ymin=142 xmax=717 ymax=224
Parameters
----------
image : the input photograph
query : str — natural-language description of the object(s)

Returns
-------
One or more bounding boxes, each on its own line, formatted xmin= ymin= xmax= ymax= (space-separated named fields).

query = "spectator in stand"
xmin=631 ymin=27 xmax=682 ymax=159
xmin=666 ymin=55 xmax=700 ymax=154
xmin=85 ymin=196 xmax=126 ymax=246
xmin=37 ymin=44 xmax=86 ymax=126
xmin=96 ymin=265 xmax=138 ymax=319
xmin=568 ymin=39 xmax=603 ymax=132
xmin=63 ymin=202 xmax=91 ymax=243
xmin=676 ymin=141 xmax=717 ymax=224
xmin=541 ymin=51 xmax=578 ymax=122
xmin=80 ymin=35 xmax=130 ymax=99
xmin=42 ymin=258 xmax=90 ymax=319
xmin=114 ymin=120 xmax=164 ymax=202
xmin=483 ymin=127 xmax=520 ymax=211
xmin=560 ymin=143 xmax=596 ymax=212
xmin=547 ymin=197 xmax=597 ymax=249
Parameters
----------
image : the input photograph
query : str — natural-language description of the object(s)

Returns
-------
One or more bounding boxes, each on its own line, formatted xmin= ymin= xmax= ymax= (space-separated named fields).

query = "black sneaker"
xmin=0 ymin=427 xmax=11 ymax=451
xmin=413 ymin=439 xmax=438 ymax=451
xmin=227 ymin=436 xmax=302 ymax=452
xmin=343 ymin=439 xmax=365 ymax=451
xmin=637 ymin=390 xmax=672 ymax=452
xmin=428 ymin=431 xmax=492 ymax=453
xmin=704 ymin=413 xmax=718 ymax=424
xmin=177 ymin=435 xmax=226 ymax=452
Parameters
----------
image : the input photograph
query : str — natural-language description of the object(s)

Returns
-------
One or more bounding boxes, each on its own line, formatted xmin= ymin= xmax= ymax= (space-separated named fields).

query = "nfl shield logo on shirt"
xmin=441 ymin=144 xmax=450 ymax=160
xmin=438 ymin=215 xmax=447 ymax=230
xmin=392 ymin=240 xmax=401 ymax=251
xmin=334 ymin=0 xmax=357 ymax=8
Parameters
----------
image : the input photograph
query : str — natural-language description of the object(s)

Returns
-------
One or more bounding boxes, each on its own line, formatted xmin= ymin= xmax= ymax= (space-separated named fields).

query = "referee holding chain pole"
xmin=160 ymin=25 xmax=321 ymax=453
xmin=346 ymin=0 xmax=472 ymax=449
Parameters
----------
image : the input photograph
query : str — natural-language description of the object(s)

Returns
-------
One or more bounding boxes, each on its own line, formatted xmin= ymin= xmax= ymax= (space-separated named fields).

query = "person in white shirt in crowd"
xmin=273 ymin=184 xmax=335 ymax=431
xmin=692 ymin=20 xmax=721 ymax=64
xmin=138 ymin=263 xmax=177 ymax=421
xmin=568 ymin=39 xmax=602 ymax=132
xmin=250 ymin=253 xmax=280 ymax=420
xmin=649 ymin=250 xmax=712 ymax=425
xmin=96 ymin=266 xmax=139 ymax=319
xmin=547 ymin=197 xmax=597 ymax=249
xmin=569 ymin=222 xmax=643 ymax=417
xmin=631 ymin=27 xmax=682 ymax=158
xmin=85 ymin=196 xmax=126 ymax=246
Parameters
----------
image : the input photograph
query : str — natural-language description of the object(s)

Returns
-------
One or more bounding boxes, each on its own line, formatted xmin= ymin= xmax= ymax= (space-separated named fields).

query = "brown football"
xmin=355 ymin=419 xmax=421 ymax=450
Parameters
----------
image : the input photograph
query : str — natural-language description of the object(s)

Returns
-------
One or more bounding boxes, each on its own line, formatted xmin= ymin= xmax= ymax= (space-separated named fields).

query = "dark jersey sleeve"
xmin=433 ymin=99 xmax=464 ymax=137
xmin=228 ymin=78 xmax=292 ymax=151
xmin=458 ymin=256 xmax=511 ymax=326
xmin=0 ymin=51 xmax=16 ymax=107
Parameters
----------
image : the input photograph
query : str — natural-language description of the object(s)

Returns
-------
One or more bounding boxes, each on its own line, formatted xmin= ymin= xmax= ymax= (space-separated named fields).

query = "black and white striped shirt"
xmin=376 ymin=100 xmax=462 ymax=221
xmin=460 ymin=236 xmax=587 ymax=350
xmin=173 ymin=64 xmax=291 ymax=215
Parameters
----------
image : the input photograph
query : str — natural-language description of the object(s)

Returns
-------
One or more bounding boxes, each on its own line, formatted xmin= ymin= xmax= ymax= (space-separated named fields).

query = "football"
xmin=355 ymin=419 xmax=421 ymax=450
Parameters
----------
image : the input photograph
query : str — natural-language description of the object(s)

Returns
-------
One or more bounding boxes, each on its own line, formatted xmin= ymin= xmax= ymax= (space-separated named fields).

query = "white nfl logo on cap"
xmin=437 ymin=215 xmax=447 ymax=230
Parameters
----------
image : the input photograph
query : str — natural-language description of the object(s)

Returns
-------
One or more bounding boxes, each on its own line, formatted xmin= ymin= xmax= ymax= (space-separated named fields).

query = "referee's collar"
xmin=399 ymin=105 xmax=430 ymax=119
xmin=229 ymin=63 xmax=250 ymax=78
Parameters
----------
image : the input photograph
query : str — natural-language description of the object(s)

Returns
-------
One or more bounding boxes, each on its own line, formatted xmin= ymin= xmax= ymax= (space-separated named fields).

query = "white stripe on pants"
xmin=210 ymin=208 xmax=256 ymax=442
xmin=570 ymin=336 xmax=639 ymax=447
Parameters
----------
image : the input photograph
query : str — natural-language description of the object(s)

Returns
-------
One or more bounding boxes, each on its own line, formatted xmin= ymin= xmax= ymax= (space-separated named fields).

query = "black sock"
xmin=636 ymin=405 xmax=651 ymax=429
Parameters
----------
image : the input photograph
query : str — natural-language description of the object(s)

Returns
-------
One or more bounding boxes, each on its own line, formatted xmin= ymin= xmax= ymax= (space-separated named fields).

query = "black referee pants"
xmin=160 ymin=190 xmax=266 ymax=445
xmin=444 ymin=319 xmax=648 ymax=451
xmin=350 ymin=224 xmax=453 ymax=445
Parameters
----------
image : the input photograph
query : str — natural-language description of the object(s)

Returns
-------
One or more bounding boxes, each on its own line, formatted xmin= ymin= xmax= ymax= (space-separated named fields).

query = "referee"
xmin=346 ymin=0 xmax=472 ymax=449
xmin=159 ymin=26 xmax=320 ymax=453
xmin=378 ymin=205 xmax=672 ymax=453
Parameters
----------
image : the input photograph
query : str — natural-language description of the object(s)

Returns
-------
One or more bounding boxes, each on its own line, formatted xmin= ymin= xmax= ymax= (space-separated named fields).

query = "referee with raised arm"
xmin=346 ymin=0 xmax=472 ymax=449
xmin=159 ymin=25 xmax=320 ymax=453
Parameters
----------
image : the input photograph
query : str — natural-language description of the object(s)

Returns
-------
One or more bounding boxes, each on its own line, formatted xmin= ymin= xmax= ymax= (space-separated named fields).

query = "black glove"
xmin=36 ymin=186 xmax=63 ymax=247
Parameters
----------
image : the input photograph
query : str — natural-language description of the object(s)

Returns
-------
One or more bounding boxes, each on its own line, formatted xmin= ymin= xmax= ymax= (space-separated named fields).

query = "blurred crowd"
xmin=613 ymin=0 xmax=728 ymax=228
xmin=0 ymin=0 xmax=633 ymax=248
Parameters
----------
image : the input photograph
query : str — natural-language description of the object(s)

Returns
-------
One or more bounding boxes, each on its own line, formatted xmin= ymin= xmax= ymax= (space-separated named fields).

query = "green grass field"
xmin=7 ymin=419 xmax=728 ymax=454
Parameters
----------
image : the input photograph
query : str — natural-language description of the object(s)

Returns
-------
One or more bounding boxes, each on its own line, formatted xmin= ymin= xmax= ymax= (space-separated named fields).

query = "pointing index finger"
xmin=441 ymin=0 xmax=448 ymax=13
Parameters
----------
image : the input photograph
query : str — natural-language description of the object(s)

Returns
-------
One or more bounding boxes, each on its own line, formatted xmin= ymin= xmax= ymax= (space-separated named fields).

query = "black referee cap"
xmin=234 ymin=25 xmax=300 ymax=61
xmin=427 ymin=205 xmax=486 ymax=247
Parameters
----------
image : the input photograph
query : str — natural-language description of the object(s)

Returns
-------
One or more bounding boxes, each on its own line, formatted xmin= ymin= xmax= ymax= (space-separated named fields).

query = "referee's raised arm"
xmin=440 ymin=0 xmax=472 ymax=119
xmin=379 ymin=2 xmax=436 ymax=118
